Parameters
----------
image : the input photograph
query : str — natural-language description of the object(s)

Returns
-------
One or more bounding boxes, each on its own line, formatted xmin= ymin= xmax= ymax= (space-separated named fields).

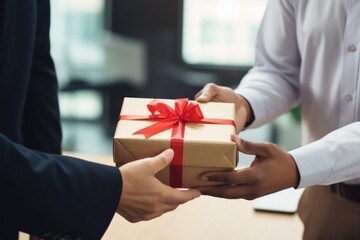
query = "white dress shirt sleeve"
xmin=235 ymin=0 xmax=301 ymax=128
xmin=290 ymin=122 xmax=360 ymax=188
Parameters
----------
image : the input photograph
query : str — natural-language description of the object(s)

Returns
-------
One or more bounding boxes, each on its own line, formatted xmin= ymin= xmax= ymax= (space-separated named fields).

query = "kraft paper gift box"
xmin=113 ymin=97 xmax=238 ymax=188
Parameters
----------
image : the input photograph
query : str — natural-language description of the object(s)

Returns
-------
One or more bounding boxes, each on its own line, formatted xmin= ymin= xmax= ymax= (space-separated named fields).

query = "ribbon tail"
xmin=200 ymin=118 xmax=236 ymax=128
xmin=133 ymin=118 xmax=178 ymax=139
xmin=169 ymin=121 xmax=186 ymax=188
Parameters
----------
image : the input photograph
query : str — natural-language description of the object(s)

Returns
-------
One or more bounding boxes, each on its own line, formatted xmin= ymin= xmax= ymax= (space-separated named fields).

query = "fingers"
xmin=231 ymin=133 xmax=240 ymax=146
xmin=139 ymin=191 xmax=198 ymax=221
xmin=180 ymin=189 xmax=202 ymax=202
xmin=231 ymin=134 xmax=273 ymax=156
xmin=134 ymin=189 xmax=201 ymax=222
xmin=160 ymin=186 xmax=201 ymax=206
xmin=237 ymin=138 xmax=261 ymax=155
xmin=196 ymin=185 xmax=256 ymax=200
xmin=197 ymin=168 xmax=263 ymax=200
xmin=201 ymin=168 xmax=255 ymax=185
xmin=118 ymin=149 xmax=201 ymax=223
xmin=195 ymin=83 xmax=219 ymax=102
xmin=148 ymin=149 xmax=174 ymax=174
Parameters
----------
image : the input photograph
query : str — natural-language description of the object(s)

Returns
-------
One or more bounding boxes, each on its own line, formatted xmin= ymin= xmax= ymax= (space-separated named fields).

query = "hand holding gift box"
xmin=113 ymin=97 xmax=238 ymax=188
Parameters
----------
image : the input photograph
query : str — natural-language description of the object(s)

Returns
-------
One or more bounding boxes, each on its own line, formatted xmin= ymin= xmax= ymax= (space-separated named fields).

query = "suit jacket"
xmin=0 ymin=0 xmax=122 ymax=239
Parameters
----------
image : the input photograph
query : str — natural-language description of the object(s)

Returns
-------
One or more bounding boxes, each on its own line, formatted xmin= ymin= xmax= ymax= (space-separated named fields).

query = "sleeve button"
xmin=348 ymin=45 xmax=357 ymax=52
xmin=344 ymin=94 xmax=353 ymax=102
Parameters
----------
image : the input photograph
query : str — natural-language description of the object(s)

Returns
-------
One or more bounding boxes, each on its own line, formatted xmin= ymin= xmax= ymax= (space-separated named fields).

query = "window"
xmin=50 ymin=0 xmax=105 ymax=119
xmin=181 ymin=0 xmax=268 ymax=67
xmin=50 ymin=0 xmax=105 ymax=84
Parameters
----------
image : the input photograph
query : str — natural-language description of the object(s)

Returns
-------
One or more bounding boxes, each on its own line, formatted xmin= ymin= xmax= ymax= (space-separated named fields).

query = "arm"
xmin=1 ymin=0 xmax=200 ymax=238
xmin=196 ymin=0 xmax=301 ymax=130
xmin=197 ymin=122 xmax=360 ymax=199
xmin=196 ymin=1 xmax=360 ymax=199
xmin=196 ymin=84 xmax=254 ymax=133
xmin=290 ymin=122 xmax=360 ymax=187
xmin=0 ymin=135 xmax=201 ymax=238
xmin=196 ymin=135 xmax=299 ymax=200
xmin=235 ymin=0 xmax=301 ymax=128
xmin=21 ymin=0 xmax=62 ymax=154
xmin=0 ymin=134 xmax=121 ymax=239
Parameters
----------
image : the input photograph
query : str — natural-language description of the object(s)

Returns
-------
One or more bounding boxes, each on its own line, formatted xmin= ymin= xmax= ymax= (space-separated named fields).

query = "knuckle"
xmin=263 ymin=142 xmax=275 ymax=151
xmin=143 ymin=214 xmax=157 ymax=221
xmin=142 ymin=216 xmax=152 ymax=222
xmin=207 ymin=83 xmax=219 ymax=93
xmin=242 ymin=139 xmax=252 ymax=151
xmin=207 ymin=83 xmax=217 ymax=89
xmin=158 ymin=191 xmax=169 ymax=203
xmin=248 ymin=168 xmax=262 ymax=182
xmin=243 ymin=187 xmax=261 ymax=200
xmin=171 ymin=205 xmax=179 ymax=211
xmin=148 ymin=200 xmax=161 ymax=214
xmin=152 ymin=204 xmax=161 ymax=213
xmin=219 ymin=188 xmax=233 ymax=198
xmin=158 ymin=155 xmax=168 ymax=166
xmin=128 ymin=218 xmax=140 ymax=223
xmin=244 ymin=194 xmax=257 ymax=201
xmin=151 ymin=154 xmax=168 ymax=169
xmin=225 ymin=172 xmax=238 ymax=184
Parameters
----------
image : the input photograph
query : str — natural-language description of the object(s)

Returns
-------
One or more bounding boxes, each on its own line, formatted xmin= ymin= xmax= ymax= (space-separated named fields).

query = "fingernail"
xmin=192 ymin=190 xmax=201 ymax=198
xmin=198 ymin=94 xmax=207 ymax=99
xmin=201 ymin=175 xmax=209 ymax=181
xmin=164 ymin=149 xmax=174 ymax=157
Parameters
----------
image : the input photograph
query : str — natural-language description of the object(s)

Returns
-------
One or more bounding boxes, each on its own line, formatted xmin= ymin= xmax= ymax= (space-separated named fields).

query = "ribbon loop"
xmin=147 ymin=99 xmax=177 ymax=118
xmin=181 ymin=102 xmax=204 ymax=122
xmin=134 ymin=98 xmax=204 ymax=139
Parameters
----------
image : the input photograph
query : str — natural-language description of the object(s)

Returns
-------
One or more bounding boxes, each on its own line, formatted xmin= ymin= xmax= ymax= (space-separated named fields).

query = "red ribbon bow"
xmin=133 ymin=98 xmax=204 ymax=139
xmin=119 ymin=98 xmax=235 ymax=187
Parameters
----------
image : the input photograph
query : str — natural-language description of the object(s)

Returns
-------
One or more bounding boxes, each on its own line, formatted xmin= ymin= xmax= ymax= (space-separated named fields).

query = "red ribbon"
xmin=119 ymin=98 xmax=235 ymax=187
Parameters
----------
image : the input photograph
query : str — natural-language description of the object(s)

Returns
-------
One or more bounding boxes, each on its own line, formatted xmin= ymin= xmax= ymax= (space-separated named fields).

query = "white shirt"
xmin=235 ymin=0 xmax=360 ymax=188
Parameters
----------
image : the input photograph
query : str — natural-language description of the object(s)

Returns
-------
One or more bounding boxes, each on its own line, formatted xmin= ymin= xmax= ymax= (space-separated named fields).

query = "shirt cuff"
xmin=234 ymin=87 xmax=263 ymax=129
xmin=289 ymin=140 xmax=332 ymax=188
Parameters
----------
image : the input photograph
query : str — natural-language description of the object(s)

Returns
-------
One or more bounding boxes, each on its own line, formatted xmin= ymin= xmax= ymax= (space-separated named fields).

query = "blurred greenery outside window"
xmin=290 ymin=105 xmax=302 ymax=123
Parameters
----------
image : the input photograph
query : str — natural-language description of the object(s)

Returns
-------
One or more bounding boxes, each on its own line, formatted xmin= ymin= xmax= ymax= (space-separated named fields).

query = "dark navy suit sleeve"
xmin=0 ymin=134 xmax=122 ymax=240
xmin=0 ymin=0 xmax=123 ymax=239
xmin=21 ymin=0 xmax=62 ymax=154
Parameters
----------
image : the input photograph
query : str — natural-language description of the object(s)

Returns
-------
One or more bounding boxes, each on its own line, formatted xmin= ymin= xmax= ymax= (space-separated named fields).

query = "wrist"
xmin=288 ymin=154 xmax=301 ymax=189
xmin=238 ymin=95 xmax=254 ymax=129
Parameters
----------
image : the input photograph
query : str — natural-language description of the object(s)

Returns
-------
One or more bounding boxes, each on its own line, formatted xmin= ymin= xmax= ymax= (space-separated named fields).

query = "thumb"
xmin=150 ymin=149 xmax=174 ymax=174
xmin=195 ymin=83 xmax=218 ymax=102
xmin=195 ymin=91 xmax=211 ymax=102
xmin=232 ymin=135 xmax=267 ymax=156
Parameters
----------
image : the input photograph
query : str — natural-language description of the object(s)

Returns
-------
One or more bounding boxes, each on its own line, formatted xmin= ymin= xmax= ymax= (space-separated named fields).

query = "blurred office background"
xmin=50 ymin=0 xmax=301 ymax=163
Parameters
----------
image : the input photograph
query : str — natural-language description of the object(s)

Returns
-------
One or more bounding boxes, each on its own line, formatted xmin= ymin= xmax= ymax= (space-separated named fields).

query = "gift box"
xmin=113 ymin=97 xmax=238 ymax=188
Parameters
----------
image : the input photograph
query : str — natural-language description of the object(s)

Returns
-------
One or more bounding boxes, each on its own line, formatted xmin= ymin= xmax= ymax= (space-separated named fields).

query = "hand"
xmin=195 ymin=83 xmax=253 ymax=133
xmin=196 ymin=135 xmax=300 ymax=200
xmin=117 ymin=149 xmax=201 ymax=222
